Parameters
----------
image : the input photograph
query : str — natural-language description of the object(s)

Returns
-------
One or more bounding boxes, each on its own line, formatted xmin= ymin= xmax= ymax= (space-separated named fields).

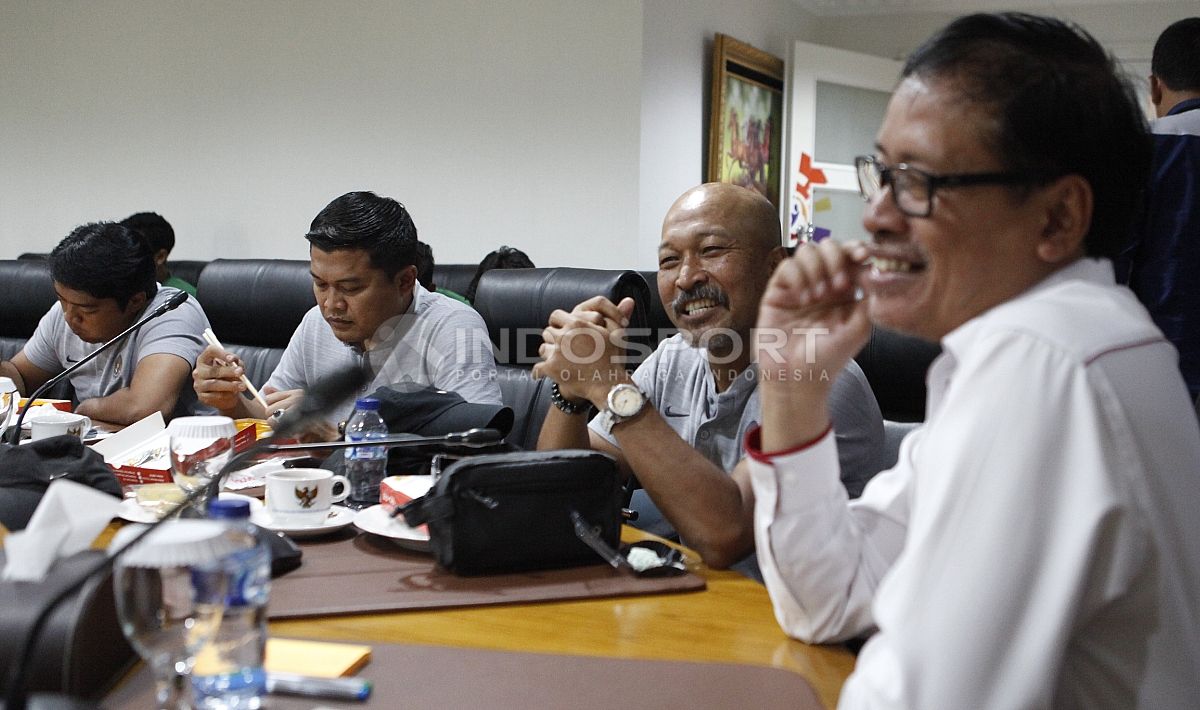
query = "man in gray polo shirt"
xmin=0 ymin=222 xmax=208 ymax=423
xmin=193 ymin=191 xmax=500 ymax=441
xmin=534 ymin=183 xmax=884 ymax=572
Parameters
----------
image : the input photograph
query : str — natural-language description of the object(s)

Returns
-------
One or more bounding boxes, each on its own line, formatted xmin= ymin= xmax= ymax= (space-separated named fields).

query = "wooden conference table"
xmin=75 ymin=414 xmax=855 ymax=707
xmin=92 ymin=522 xmax=855 ymax=708
xmin=267 ymin=526 xmax=854 ymax=708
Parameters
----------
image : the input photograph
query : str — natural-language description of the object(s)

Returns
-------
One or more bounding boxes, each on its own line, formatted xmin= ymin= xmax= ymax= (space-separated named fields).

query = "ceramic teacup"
xmin=265 ymin=468 xmax=350 ymax=527
xmin=30 ymin=411 xmax=92 ymax=441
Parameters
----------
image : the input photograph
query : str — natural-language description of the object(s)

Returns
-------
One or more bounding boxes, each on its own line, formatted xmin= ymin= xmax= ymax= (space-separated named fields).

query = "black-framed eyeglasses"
xmin=854 ymin=155 xmax=1039 ymax=218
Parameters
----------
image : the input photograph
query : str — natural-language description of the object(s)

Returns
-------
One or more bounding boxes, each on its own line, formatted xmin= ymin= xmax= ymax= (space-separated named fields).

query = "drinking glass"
xmin=112 ymin=520 xmax=234 ymax=710
xmin=169 ymin=416 xmax=237 ymax=513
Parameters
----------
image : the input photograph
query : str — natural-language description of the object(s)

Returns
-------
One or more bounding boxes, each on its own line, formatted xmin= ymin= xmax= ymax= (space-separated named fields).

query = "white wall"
xmin=0 ymin=0 xmax=642 ymax=269
xmin=638 ymin=0 xmax=816 ymax=269
xmin=812 ymin=1 xmax=1200 ymax=115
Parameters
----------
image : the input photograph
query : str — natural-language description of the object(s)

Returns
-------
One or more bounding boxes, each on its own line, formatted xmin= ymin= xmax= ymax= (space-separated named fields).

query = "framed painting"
xmin=707 ymin=34 xmax=785 ymax=208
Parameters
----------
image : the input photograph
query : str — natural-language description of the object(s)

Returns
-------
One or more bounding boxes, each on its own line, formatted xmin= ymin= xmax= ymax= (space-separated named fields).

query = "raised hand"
xmin=532 ymin=296 xmax=637 ymax=407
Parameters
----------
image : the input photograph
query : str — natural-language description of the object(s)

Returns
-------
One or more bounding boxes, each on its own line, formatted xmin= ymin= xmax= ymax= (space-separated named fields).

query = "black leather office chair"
xmin=195 ymin=259 xmax=316 ymax=387
xmin=638 ymin=270 xmax=678 ymax=348
xmin=167 ymin=260 xmax=208 ymax=288
xmin=431 ymin=263 xmax=478 ymax=300
xmin=0 ymin=260 xmax=57 ymax=362
xmin=851 ymin=326 xmax=941 ymax=423
xmin=473 ymin=267 xmax=653 ymax=369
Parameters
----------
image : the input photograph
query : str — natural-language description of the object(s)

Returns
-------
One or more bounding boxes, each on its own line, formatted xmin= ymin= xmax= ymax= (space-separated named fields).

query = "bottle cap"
xmin=208 ymin=497 xmax=252 ymax=520
xmin=354 ymin=398 xmax=381 ymax=411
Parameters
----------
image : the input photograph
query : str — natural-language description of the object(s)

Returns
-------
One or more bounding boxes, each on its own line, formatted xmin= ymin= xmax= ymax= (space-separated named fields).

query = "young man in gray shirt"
xmin=194 ymin=191 xmax=499 ymax=441
xmin=1 ymin=222 xmax=208 ymax=423
xmin=534 ymin=183 xmax=885 ymax=572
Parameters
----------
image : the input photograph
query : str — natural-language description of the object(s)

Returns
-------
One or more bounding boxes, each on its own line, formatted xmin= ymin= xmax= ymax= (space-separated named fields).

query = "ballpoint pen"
xmin=266 ymin=672 xmax=372 ymax=701
xmin=202 ymin=328 xmax=272 ymax=411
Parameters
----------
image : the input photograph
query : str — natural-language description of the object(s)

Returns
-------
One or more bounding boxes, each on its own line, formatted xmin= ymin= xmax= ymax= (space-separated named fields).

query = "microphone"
xmin=1 ymin=363 xmax=364 ymax=710
xmin=255 ymin=427 xmax=504 ymax=452
xmin=270 ymin=365 xmax=368 ymax=438
xmin=6 ymin=290 xmax=192 ymax=445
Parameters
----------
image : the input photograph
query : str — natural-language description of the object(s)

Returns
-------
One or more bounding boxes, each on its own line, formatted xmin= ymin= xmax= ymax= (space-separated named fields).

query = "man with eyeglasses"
xmin=746 ymin=13 xmax=1200 ymax=709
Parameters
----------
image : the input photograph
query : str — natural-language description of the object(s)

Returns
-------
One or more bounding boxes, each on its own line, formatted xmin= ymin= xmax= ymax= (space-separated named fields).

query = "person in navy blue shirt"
xmin=1117 ymin=17 xmax=1200 ymax=399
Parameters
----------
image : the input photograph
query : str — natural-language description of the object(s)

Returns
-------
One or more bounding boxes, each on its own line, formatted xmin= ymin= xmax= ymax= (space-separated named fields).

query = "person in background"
xmin=414 ymin=240 xmax=470 ymax=304
xmin=0 ymin=222 xmax=208 ymax=423
xmin=464 ymin=245 xmax=535 ymax=304
xmin=1115 ymin=17 xmax=1200 ymax=400
xmin=193 ymin=191 xmax=500 ymax=440
xmin=534 ymin=182 xmax=884 ymax=574
xmin=747 ymin=13 xmax=1199 ymax=708
xmin=121 ymin=211 xmax=197 ymax=297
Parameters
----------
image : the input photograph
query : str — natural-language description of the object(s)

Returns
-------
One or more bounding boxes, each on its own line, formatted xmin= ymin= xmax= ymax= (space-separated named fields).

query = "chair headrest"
xmin=0 ymin=260 xmax=56 ymax=337
xmin=473 ymin=267 xmax=652 ymax=367
xmin=196 ymin=259 xmax=316 ymax=348
xmin=431 ymin=264 xmax=478 ymax=299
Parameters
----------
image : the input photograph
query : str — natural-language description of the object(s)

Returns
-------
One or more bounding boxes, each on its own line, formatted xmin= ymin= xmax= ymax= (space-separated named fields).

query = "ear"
xmin=153 ymin=248 xmax=169 ymax=267
xmin=124 ymin=291 xmax=149 ymax=314
xmin=767 ymin=245 xmax=787 ymax=271
xmin=1149 ymin=75 xmax=1163 ymax=109
xmin=1035 ymin=174 xmax=1091 ymax=264
xmin=393 ymin=265 xmax=417 ymax=293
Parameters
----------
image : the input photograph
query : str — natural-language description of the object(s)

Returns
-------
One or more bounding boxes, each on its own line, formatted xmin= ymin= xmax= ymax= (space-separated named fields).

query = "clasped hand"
xmin=532 ymin=296 xmax=637 ymax=407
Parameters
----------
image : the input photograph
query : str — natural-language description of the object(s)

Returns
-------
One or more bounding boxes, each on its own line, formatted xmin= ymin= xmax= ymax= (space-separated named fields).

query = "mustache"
xmin=670 ymin=284 xmax=729 ymax=315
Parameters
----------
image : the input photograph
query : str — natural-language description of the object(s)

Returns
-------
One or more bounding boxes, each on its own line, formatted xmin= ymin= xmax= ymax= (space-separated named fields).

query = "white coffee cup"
xmin=265 ymin=468 xmax=350 ymax=527
xmin=30 ymin=411 xmax=92 ymax=441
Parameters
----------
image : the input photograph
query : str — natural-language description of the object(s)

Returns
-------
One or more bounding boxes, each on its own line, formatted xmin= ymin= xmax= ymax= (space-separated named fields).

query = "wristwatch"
xmin=597 ymin=383 xmax=647 ymax=435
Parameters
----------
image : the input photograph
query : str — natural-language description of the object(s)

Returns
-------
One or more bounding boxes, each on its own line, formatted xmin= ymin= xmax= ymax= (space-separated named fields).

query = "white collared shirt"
xmin=748 ymin=259 xmax=1200 ymax=709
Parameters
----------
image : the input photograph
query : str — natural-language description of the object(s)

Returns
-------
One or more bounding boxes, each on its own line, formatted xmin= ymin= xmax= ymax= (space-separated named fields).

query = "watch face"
xmin=610 ymin=385 xmax=644 ymax=417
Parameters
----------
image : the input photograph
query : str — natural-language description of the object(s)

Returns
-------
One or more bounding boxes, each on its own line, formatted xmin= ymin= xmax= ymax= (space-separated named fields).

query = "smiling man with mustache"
xmin=533 ymin=182 xmax=884 ymax=573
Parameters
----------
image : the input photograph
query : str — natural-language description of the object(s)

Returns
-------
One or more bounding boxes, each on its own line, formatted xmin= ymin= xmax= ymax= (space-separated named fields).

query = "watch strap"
xmin=550 ymin=382 xmax=589 ymax=415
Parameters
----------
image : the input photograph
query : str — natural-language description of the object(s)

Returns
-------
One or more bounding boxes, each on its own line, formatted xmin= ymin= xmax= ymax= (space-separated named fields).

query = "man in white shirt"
xmin=746 ymin=12 xmax=1200 ymax=709
xmin=193 ymin=191 xmax=499 ymax=440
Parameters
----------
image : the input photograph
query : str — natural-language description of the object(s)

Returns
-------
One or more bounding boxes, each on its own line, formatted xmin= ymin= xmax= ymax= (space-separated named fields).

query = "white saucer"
xmin=116 ymin=492 xmax=263 ymax=524
xmin=353 ymin=504 xmax=431 ymax=553
xmin=250 ymin=505 xmax=356 ymax=539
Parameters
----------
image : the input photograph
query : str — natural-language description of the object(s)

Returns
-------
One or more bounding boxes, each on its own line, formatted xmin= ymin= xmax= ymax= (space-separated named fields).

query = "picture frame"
xmin=707 ymin=34 xmax=785 ymax=208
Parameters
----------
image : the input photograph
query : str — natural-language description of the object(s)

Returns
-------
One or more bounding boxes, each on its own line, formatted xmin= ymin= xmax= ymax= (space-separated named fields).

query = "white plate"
xmin=353 ymin=504 xmax=431 ymax=553
xmin=250 ymin=505 xmax=356 ymax=539
xmin=116 ymin=492 xmax=263 ymax=524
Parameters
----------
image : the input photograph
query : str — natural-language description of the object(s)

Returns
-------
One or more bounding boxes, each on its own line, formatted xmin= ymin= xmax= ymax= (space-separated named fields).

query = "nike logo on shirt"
xmin=663 ymin=405 xmax=688 ymax=418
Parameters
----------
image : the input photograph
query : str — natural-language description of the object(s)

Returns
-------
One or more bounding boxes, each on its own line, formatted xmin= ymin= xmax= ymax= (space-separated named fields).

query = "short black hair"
xmin=120 ymin=212 xmax=175 ymax=254
xmin=465 ymin=246 xmax=535 ymax=303
xmin=1152 ymin=17 xmax=1200 ymax=93
xmin=304 ymin=191 xmax=418 ymax=278
xmin=903 ymin=12 xmax=1151 ymax=262
xmin=49 ymin=222 xmax=157 ymax=309
xmin=415 ymin=240 xmax=435 ymax=290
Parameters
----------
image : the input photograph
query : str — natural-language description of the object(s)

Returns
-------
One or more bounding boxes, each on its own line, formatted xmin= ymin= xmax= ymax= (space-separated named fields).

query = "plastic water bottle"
xmin=345 ymin=397 xmax=388 ymax=509
xmin=194 ymin=498 xmax=271 ymax=709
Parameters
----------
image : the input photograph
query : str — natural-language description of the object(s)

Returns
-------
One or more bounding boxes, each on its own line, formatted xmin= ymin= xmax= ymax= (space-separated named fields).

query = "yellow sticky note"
xmin=264 ymin=638 xmax=372 ymax=678
xmin=813 ymin=196 xmax=833 ymax=213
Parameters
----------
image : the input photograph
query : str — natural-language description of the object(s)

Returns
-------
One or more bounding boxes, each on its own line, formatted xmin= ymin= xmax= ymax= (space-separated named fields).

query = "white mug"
xmin=30 ymin=411 xmax=92 ymax=441
xmin=266 ymin=468 xmax=350 ymax=527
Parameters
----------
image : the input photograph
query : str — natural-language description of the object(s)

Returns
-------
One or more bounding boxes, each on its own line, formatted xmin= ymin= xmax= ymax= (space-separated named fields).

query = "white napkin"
xmin=2 ymin=479 xmax=122 ymax=582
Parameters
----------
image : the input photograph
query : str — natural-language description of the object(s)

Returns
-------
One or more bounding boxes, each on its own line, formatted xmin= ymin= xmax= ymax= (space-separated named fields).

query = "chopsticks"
xmin=202 ymin=328 xmax=272 ymax=412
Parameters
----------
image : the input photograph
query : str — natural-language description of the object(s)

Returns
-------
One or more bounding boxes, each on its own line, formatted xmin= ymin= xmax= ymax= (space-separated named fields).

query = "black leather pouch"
xmin=401 ymin=450 xmax=622 ymax=576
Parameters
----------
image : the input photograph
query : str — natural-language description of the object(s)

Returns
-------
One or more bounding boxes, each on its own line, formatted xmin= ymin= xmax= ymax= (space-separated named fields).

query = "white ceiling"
xmin=791 ymin=0 xmax=1186 ymax=17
